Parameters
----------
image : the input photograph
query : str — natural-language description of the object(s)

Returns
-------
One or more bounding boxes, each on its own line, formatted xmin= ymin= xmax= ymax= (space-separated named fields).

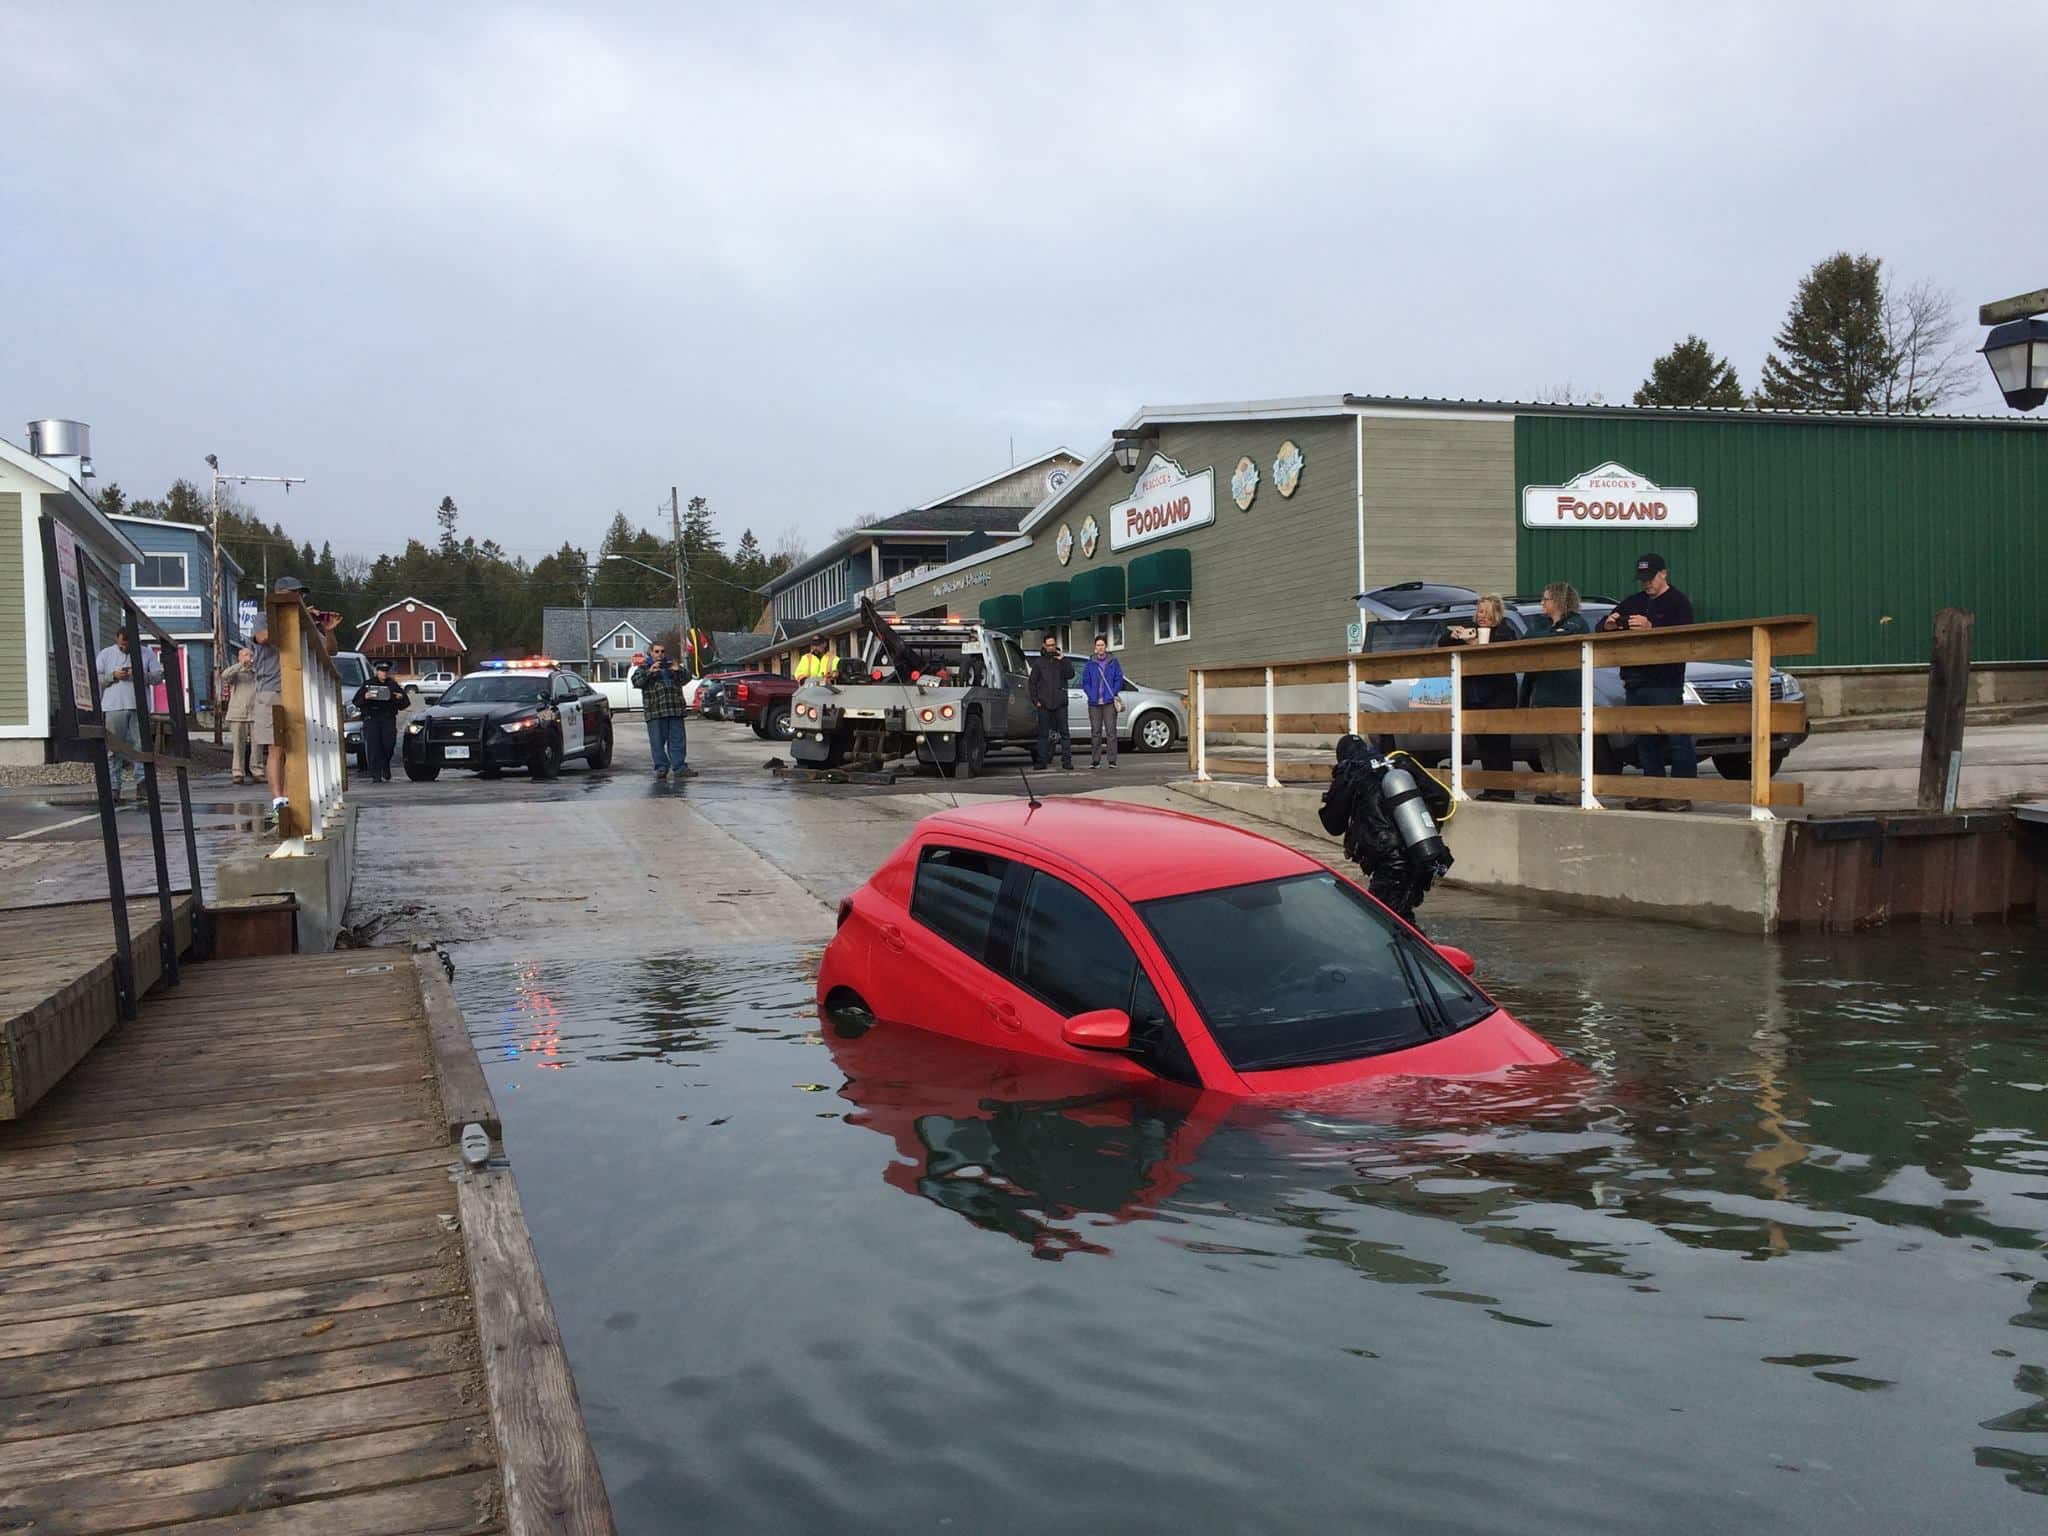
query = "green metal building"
xmin=869 ymin=396 xmax=2046 ymax=685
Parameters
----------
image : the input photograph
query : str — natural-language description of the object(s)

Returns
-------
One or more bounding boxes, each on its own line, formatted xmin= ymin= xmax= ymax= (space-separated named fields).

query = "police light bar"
xmin=480 ymin=657 xmax=558 ymax=669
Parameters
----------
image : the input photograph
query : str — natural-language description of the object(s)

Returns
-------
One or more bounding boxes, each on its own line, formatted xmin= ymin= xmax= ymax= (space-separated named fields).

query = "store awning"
xmin=978 ymin=594 xmax=1024 ymax=634
xmin=1128 ymin=548 xmax=1192 ymax=606
xmin=1068 ymin=565 xmax=1126 ymax=618
xmin=1020 ymin=580 xmax=1071 ymax=628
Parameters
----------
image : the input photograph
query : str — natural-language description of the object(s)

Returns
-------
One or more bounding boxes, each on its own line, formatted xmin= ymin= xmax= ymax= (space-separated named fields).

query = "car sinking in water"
xmin=818 ymin=799 xmax=1562 ymax=1098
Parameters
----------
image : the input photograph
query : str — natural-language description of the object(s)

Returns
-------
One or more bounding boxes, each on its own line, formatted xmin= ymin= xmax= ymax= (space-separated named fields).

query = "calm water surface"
xmin=451 ymin=908 xmax=2048 ymax=1534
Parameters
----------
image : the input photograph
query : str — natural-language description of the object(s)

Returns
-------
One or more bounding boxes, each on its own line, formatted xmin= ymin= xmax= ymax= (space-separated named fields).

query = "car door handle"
xmin=878 ymin=923 xmax=907 ymax=953
xmin=983 ymin=998 xmax=1022 ymax=1033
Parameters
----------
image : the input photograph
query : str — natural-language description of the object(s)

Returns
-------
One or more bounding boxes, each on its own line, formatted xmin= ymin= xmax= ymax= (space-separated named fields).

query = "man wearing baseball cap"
xmin=1599 ymin=552 xmax=1697 ymax=810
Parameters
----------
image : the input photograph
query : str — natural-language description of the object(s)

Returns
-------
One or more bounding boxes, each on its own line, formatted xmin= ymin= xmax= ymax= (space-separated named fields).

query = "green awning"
xmin=1020 ymin=580 xmax=1071 ymax=628
xmin=978 ymin=594 xmax=1024 ymax=634
xmin=1127 ymin=548 xmax=1192 ymax=606
xmin=1068 ymin=565 xmax=1126 ymax=618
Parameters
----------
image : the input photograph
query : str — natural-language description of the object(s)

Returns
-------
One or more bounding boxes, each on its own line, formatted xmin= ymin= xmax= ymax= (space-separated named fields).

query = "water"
xmin=449 ymin=914 xmax=2048 ymax=1533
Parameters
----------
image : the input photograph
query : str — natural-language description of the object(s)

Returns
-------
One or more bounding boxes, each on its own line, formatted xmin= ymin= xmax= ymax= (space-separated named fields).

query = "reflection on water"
xmin=450 ymin=919 xmax=2048 ymax=1532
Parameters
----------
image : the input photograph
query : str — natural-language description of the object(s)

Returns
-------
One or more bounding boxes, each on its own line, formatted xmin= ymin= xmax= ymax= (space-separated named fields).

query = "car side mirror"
xmin=1061 ymin=1008 xmax=1132 ymax=1051
xmin=1434 ymin=943 xmax=1477 ymax=977
xmin=537 ymin=689 xmax=552 ymax=706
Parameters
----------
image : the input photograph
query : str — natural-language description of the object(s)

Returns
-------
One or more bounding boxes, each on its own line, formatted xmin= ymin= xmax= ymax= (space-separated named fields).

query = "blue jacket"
xmin=1081 ymin=655 xmax=1124 ymax=706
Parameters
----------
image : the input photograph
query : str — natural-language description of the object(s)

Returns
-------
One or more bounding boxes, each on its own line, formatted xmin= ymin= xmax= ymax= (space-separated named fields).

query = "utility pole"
xmin=583 ymin=565 xmax=596 ymax=676
xmin=204 ymin=456 xmax=304 ymax=743
xmin=670 ymin=486 xmax=694 ymax=670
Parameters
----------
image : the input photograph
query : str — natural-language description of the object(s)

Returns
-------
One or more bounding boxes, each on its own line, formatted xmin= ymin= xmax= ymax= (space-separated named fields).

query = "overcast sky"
xmin=5 ymin=2 xmax=2036 ymax=564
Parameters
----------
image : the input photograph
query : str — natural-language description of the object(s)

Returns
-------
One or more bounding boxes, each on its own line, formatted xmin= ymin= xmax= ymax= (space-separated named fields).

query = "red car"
xmin=818 ymin=799 xmax=1562 ymax=1099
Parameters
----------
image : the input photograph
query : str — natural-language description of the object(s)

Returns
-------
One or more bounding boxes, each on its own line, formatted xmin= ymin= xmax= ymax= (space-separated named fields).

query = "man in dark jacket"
xmin=1317 ymin=736 xmax=1454 ymax=929
xmin=1600 ymin=552 xmax=1697 ymax=810
xmin=1027 ymin=635 xmax=1074 ymax=771
xmin=1522 ymin=581 xmax=1592 ymax=804
xmin=632 ymin=644 xmax=696 ymax=780
xmin=351 ymin=659 xmax=406 ymax=782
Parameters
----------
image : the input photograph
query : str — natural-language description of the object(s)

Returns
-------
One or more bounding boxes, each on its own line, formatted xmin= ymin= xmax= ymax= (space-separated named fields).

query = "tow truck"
xmin=788 ymin=599 xmax=1038 ymax=777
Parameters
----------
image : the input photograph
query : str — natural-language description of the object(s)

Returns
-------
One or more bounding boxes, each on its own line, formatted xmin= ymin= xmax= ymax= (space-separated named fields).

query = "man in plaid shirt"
xmin=631 ymin=643 xmax=696 ymax=780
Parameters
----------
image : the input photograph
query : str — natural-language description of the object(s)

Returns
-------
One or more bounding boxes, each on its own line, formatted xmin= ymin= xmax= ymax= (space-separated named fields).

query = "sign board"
xmin=136 ymin=593 xmax=203 ymax=621
xmin=1521 ymin=461 xmax=1699 ymax=529
xmin=1345 ymin=621 xmax=1364 ymax=655
xmin=50 ymin=521 xmax=95 ymax=712
xmin=1107 ymin=454 xmax=1217 ymax=552
xmin=238 ymin=599 xmax=261 ymax=642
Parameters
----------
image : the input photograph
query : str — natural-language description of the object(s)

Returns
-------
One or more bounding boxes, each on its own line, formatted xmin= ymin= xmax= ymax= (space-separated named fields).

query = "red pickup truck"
xmin=734 ymin=674 xmax=799 ymax=740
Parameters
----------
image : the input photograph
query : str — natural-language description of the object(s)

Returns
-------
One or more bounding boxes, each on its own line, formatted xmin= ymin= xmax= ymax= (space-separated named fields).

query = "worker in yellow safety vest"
xmin=792 ymin=636 xmax=833 ymax=683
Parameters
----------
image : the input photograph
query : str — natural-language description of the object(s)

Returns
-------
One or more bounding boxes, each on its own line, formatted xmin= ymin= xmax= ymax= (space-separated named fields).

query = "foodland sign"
xmin=1521 ymin=462 xmax=1699 ymax=529
xmin=1108 ymin=454 xmax=1216 ymax=552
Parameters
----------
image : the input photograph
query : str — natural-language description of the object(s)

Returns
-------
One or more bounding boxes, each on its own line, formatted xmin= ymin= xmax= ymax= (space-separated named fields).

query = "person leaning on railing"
xmin=1520 ymin=581 xmax=1591 ymax=805
xmin=1598 ymin=552 xmax=1697 ymax=812
xmin=1439 ymin=594 xmax=1517 ymax=802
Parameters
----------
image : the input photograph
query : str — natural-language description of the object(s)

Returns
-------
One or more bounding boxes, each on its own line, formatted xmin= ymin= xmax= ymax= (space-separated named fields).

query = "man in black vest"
xmin=352 ymin=659 xmax=406 ymax=782
xmin=1028 ymin=635 xmax=1074 ymax=772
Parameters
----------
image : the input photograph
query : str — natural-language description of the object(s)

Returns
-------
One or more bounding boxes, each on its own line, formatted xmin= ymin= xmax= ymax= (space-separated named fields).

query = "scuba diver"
xmin=1318 ymin=735 xmax=1455 ymax=930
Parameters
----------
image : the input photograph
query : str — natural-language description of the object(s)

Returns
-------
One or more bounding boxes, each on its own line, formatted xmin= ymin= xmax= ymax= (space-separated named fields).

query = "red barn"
xmin=354 ymin=596 xmax=466 ymax=679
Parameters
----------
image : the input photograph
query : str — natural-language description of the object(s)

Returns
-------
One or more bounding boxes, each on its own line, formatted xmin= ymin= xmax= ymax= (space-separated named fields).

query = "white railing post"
xmin=1346 ymin=657 xmax=1358 ymax=740
xmin=1264 ymin=666 xmax=1278 ymax=789
xmin=1579 ymin=639 xmax=1599 ymax=810
xmin=1195 ymin=672 xmax=1209 ymax=782
xmin=1448 ymin=651 xmax=1466 ymax=801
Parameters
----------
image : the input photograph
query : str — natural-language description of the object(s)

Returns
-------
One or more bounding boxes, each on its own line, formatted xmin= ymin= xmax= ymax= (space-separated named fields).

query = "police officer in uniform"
xmin=353 ymin=659 xmax=406 ymax=782
xmin=1318 ymin=735 xmax=1455 ymax=930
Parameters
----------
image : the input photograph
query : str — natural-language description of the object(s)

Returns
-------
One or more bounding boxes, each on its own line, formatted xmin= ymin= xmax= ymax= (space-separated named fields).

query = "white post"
xmin=1579 ymin=639 xmax=1599 ymax=810
xmin=1448 ymin=651 xmax=1466 ymax=801
xmin=1195 ymin=672 xmax=1209 ymax=782
xmin=1346 ymin=657 xmax=1358 ymax=740
xmin=1264 ymin=666 xmax=1278 ymax=789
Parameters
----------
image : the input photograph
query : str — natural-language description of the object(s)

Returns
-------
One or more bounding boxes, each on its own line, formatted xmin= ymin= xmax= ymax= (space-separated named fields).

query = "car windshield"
xmin=334 ymin=655 xmax=367 ymax=689
xmin=1139 ymin=872 xmax=1496 ymax=1072
xmin=439 ymin=675 xmax=548 ymax=705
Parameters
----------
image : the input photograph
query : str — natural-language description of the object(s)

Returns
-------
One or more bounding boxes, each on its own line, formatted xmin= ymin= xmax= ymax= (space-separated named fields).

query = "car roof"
xmin=916 ymin=799 xmax=1318 ymax=903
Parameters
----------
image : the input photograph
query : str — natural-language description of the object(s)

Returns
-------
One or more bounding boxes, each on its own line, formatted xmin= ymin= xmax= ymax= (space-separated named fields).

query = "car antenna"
xmin=1018 ymin=766 xmax=1041 ymax=809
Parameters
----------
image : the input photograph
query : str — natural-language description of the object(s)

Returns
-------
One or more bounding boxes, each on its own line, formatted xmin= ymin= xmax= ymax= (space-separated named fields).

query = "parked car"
xmin=1352 ymin=583 xmax=1807 ymax=779
xmin=416 ymin=670 xmax=458 ymax=704
xmin=684 ymin=670 xmax=745 ymax=714
xmin=1064 ymin=672 xmax=1186 ymax=753
xmin=335 ymin=651 xmax=371 ymax=767
xmin=401 ymin=663 xmax=613 ymax=780
xmin=818 ymin=798 xmax=1563 ymax=1097
xmin=705 ymin=671 xmax=778 ymax=723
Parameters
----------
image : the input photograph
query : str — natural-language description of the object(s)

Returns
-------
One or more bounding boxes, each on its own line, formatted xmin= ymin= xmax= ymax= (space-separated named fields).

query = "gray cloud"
xmin=4 ymin=1 xmax=2033 ymax=561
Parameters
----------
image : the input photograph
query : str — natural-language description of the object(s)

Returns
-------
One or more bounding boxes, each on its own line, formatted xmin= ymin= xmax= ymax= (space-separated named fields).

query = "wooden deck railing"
xmin=269 ymin=594 xmax=347 ymax=840
xmin=1188 ymin=615 xmax=1817 ymax=818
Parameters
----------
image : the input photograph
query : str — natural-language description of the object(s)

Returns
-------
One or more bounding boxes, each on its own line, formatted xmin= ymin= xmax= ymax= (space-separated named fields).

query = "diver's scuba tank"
xmin=1375 ymin=758 xmax=1450 ymax=872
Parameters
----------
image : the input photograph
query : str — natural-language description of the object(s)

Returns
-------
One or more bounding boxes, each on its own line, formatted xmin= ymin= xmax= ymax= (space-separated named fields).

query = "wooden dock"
xmin=0 ymin=896 xmax=197 ymax=1120
xmin=0 ymin=948 xmax=613 ymax=1534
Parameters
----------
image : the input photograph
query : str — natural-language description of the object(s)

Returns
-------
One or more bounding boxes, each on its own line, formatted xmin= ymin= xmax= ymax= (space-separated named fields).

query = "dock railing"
xmin=269 ymin=592 xmax=347 ymax=841
xmin=1188 ymin=615 xmax=1817 ymax=819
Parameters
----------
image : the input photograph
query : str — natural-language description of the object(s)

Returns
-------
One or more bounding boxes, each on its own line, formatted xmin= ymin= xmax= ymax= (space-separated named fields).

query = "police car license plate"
xmin=444 ymin=746 xmax=471 ymax=760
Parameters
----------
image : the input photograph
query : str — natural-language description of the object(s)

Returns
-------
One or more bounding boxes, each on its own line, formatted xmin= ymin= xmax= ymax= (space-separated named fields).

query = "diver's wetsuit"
xmin=1317 ymin=735 xmax=1453 ymax=930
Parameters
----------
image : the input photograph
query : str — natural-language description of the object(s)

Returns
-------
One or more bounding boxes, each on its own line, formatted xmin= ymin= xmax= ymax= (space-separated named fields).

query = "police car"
xmin=401 ymin=660 xmax=614 ymax=781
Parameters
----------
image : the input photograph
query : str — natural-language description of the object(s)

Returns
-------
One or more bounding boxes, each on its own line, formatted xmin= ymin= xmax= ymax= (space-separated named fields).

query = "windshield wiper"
xmin=1392 ymin=943 xmax=1452 ymax=1039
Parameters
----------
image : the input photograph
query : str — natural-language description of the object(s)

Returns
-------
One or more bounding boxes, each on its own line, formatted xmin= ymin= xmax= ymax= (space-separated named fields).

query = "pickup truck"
xmin=736 ymin=673 xmax=800 ymax=740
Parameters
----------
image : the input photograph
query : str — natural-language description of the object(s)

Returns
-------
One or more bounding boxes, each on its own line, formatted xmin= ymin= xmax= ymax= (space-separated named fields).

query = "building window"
xmin=1089 ymin=612 xmax=1125 ymax=652
xmin=422 ymin=619 xmax=437 ymax=643
xmin=386 ymin=620 xmax=401 ymax=642
xmin=613 ymin=632 xmax=633 ymax=650
xmin=133 ymin=553 xmax=187 ymax=591
xmin=1154 ymin=600 xmax=1192 ymax=645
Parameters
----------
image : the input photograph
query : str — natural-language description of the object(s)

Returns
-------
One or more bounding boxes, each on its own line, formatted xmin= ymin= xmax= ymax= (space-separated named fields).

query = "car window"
xmin=1140 ymin=872 xmax=1493 ymax=1072
xmin=1366 ymin=619 xmax=1444 ymax=653
xmin=911 ymin=846 xmax=1010 ymax=961
xmin=1011 ymin=870 xmax=1196 ymax=1083
xmin=334 ymin=655 xmax=368 ymax=689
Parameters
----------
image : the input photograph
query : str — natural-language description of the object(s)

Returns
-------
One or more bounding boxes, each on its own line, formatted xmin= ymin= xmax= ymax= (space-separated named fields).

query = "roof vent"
xmin=26 ymin=419 xmax=93 ymax=483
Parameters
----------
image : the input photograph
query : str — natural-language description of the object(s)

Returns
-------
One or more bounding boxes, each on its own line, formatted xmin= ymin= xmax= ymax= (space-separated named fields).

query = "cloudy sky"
xmin=5 ymin=2 xmax=2035 ymax=564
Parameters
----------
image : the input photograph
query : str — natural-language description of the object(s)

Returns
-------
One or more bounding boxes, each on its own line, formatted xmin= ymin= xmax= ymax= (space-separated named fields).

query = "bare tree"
xmin=770 ymin=525 xmax=809 ymax=568
xmin=1532 ymin=380 xmax=1607 ymax=405
xmin=335 ymin=551 xmax=374 ymax=587
xmin=1882 ymin=277 xmax=1977 ymax=413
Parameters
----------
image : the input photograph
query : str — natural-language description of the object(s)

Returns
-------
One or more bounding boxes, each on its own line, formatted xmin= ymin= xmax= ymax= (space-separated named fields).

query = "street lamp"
xmin=1980 ymin=318 xmax=2048 ymax=412
xmin=1111 ymin=428 xmax=1153 ymax=474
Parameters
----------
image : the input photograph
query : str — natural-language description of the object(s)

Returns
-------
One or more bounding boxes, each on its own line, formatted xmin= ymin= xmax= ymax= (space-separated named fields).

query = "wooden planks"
xmin=414 ymin=951 xmax=502 ymax=1144
xmin=0 ymin=896 xmax=196 ymax=1120
xmin=0 ymin=946 xmax=614 ymax=1534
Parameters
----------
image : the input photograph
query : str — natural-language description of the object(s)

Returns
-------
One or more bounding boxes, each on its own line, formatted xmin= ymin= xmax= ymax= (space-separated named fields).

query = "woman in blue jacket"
xmin=1081 ymin=636 xmax=1125 ymax=768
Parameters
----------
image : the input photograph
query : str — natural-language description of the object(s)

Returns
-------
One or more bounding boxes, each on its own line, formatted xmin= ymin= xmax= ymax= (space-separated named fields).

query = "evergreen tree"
xmin=95 ymin=482 xmax=127 ymax=516
xmin=683 ymin=494 xmax=723 ymax=557
xmin=1755 ymin=253 xmax=1898 ymax=412
xmin=1634 ymin=336 xmax=1744 ymax=407
xmin=436 ymin=496 xmax=459 ymax=553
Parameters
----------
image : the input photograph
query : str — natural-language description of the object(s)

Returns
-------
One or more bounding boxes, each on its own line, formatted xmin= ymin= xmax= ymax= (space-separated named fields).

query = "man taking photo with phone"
xmin=1600 ymin=552 xmax=1698 ymax=811
xmin=632 ymin=643 xmax=696 ymax=781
